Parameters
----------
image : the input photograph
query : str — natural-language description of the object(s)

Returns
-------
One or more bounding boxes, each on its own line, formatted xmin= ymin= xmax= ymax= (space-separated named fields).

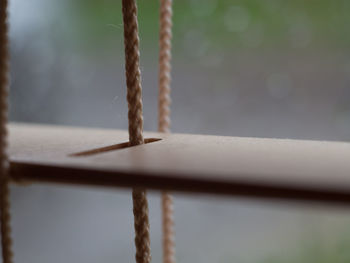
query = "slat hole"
xmin=69 ymin=138 xmax=162 ymax=157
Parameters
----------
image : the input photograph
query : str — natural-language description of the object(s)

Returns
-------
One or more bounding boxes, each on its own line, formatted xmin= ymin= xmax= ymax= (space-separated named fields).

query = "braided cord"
xmin=122 ymin=0 xmax=144 ymax=146
xmin=158 ymin=1 xmax=175 ymax=263
xmin=0 ymin=0 xmax=13 ymax=262
xmin=132 ymin=189 xmax=151 ymax=263
xmin=161 ymin=192 xmax=174 ymax=263
xmin=121 ymin=1 xmax=151 ymax=263
xmin=158 ymin=0 xmax=172 ymax=134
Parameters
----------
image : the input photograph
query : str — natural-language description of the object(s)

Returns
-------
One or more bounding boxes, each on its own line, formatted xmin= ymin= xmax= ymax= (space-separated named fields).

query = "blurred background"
xmin=6 ymin=0 xmax=350 ymax=262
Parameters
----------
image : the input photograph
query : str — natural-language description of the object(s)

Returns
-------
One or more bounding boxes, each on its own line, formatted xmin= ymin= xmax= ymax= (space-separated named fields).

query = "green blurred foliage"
xmin=258 ymin=230 xmax=350 ymax=263
xmin=64 ymin=0 xmax=350 ymax=54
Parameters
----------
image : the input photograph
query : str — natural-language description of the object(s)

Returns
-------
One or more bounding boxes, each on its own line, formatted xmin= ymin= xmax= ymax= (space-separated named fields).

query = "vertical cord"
xmin=121 ymin=0 xmax=151 ymax=263
xmin=161 ymin=193 xmax=174 ymax=263
xmin=0 ymin=0 xmax=13 ymax=263
xmin=158 ymin=1 xmax=175 ymax=263
xmin=158 ymin=0 xmax=172 ymax=134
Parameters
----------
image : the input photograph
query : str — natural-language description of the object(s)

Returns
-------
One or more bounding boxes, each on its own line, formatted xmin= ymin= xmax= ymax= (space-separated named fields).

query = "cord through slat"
xmin=158 ymin=0 xmax=175 ymax=263
xmin=121 ymin=0 xmax=151 ymax=263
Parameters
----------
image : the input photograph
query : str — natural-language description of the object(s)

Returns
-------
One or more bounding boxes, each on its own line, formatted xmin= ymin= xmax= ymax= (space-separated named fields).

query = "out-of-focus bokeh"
xmin=6 ymin=0 xmax=350 ymax=262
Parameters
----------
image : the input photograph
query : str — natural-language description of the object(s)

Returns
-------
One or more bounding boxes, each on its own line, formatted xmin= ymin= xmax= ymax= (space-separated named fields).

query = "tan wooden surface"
xmin=8 ymin=123 xmax=350 ymax=204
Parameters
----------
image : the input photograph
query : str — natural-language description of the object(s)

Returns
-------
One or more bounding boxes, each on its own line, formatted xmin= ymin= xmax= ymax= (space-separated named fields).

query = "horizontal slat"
xmin=8 ymin=123 xmax=350 ymax=204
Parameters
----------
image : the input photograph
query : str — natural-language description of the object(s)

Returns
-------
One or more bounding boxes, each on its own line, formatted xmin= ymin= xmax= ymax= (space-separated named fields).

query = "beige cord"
xmin=158 ymin=0 xmax=175 ymax=263
xmin=158 ymin=0 xmax=172 ymax=134
xmin=122 ymin=0 xmax=144 ymax=147
xmin=161 ymin=192 xmax=175 ymax=263
xmin=132 ymin=189 xmax=151 ymax=263
xmin=121 ymin=0 xmax=151 ymax=263
xmin=0 ymin=0 xmax=14 ymax=262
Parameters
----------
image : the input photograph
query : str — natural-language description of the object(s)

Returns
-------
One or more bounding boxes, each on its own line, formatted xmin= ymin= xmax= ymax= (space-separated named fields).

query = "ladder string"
xmin=158 ymin=0 xmax=175 ymax=263
xmin=161 ymin=192 xmax=175 ymax=263
xmin=0 ymin=0 xmax=14 ymax=262
xmin=158 ymin=0 xmax=172 ymax=134
xmin=121 ymin=0 xmax=151 ymax=263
